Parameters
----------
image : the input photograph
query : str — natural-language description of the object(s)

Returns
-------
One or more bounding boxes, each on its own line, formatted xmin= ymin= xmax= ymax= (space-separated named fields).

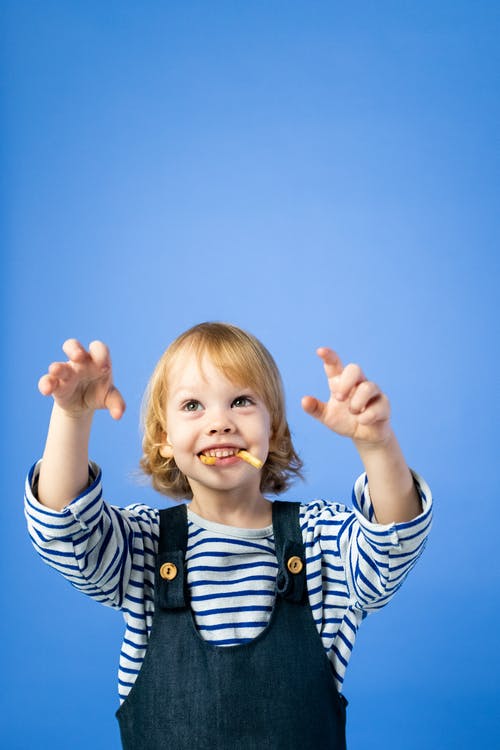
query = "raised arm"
xmin=37 ymin=339 xmax=126 ymax=510
xmin=302 ymin=347 xmax=422 ymax=524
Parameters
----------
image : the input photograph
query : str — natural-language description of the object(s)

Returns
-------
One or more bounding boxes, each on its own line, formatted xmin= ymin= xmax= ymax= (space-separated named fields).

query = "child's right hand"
xmin=38 ymin=339 xmax=126 ymax=420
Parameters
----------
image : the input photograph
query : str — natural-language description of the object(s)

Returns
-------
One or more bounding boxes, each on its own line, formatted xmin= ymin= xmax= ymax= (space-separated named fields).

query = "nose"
xmin=206 ymin=407 xmax=235 ymax=435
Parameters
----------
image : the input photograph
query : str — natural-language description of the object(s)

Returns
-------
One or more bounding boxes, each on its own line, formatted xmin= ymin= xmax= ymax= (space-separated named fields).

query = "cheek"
xmin=164 ymin=413 xmax=184 ymax=448
xmin=259 ymin=414 xmax=272 ymax=443
xmin=168 ymin=426 xmax=191 ymax=449
xmin=265 ymin=417 xmax=278 ymax=448
xmin=167 ymin=414 xmax=203 ymax=451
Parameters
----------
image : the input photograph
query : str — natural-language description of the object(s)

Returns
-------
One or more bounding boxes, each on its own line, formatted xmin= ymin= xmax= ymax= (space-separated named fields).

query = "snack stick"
xmin=199 ymin=454 xmax=217 ymax=465
xmin=199 ymin=451 xmax=263 ymax=469
xmin=236 ymin=450 xmax=263 ymax=469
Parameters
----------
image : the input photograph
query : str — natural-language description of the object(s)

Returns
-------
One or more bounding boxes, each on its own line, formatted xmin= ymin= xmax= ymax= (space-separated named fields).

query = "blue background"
xmin=2 ymin=1 xmax=499 ymax=747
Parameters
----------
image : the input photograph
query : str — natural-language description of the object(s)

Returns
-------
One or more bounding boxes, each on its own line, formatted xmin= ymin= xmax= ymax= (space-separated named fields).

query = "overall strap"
xmin=156 ymin=505 xmax=189 ymax=610
xmin=272 ymin=501 xmax=307 ymax=604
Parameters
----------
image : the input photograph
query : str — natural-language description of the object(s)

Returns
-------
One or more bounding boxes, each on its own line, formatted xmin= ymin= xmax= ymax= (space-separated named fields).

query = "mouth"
xmin=197 ymin=447 xmax=263 ymax=469
xmin=198 ymin=447 xmax=240 ymax=460
xmin=198 ymin=448 xmax=241 ymax=466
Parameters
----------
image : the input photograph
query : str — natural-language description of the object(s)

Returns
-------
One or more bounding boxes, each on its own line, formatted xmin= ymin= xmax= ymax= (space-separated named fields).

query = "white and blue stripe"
xmin=24 ymin=462 xmax=432 ymax=703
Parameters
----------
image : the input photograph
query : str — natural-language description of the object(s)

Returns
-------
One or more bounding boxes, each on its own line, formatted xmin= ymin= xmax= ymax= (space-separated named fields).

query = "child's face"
xmin=162 ymin=348 xmax=272 ymax=498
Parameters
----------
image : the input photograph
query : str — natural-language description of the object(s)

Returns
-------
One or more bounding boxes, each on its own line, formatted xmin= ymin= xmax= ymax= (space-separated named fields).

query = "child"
xmin=25 ymin=322 xmax=432 ymax=750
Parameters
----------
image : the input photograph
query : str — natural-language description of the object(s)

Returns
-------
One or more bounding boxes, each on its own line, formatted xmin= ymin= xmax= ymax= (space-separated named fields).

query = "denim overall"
xmin=116 ymin=501 xmax=348 ymax=749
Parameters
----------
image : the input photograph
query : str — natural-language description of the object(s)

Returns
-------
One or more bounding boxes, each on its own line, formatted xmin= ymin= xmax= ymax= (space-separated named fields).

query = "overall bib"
xmin=116 ymin=501 xmax=348 ymax=749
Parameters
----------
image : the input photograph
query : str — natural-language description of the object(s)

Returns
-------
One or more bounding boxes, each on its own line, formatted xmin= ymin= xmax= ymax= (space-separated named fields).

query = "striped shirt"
xmin=24 ymin=462 xmax=432 ymax=704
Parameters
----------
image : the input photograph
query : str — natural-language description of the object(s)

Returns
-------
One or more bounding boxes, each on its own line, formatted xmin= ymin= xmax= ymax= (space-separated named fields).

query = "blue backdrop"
xmin=2 ymin=2 xmax=499 ymax=748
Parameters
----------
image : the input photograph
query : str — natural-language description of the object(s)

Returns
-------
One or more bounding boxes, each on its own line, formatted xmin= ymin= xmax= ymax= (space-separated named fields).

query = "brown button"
xmin=287 ymin=556 xmax=303 ymax=574
xmin=160 ymin=562 xmax=178 ymax=581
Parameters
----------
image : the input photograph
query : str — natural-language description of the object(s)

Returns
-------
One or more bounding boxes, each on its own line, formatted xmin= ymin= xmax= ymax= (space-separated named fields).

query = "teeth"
xmin=204 ymin=449 xmax=236 ymax=458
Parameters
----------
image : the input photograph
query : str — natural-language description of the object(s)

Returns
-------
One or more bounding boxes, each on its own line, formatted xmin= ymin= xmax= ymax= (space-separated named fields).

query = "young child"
xmin=25 ymin=322 xmax=432 ymax=750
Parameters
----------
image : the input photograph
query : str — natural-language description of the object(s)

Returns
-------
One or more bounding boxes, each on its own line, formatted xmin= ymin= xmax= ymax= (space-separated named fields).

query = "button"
xmin=287 ymin=556 xmax=303 ymax=574
xmin=160 ymin=562 xmax=178 ymax=581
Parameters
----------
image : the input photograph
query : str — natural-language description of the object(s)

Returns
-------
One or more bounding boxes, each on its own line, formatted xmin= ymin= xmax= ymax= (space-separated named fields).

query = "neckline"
xmin=187 ymin=508 xmax=274 ymax=539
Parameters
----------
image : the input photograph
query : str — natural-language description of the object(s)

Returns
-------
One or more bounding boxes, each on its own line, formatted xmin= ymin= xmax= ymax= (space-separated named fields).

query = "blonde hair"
xmin=140 ymin=322 xmax=303 ymax=499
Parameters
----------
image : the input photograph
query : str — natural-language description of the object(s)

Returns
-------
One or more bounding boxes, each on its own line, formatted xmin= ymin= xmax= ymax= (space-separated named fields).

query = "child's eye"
xmin=232 ymin=395 xmax=254 ymax=408
xmin=182 ymin=400 xmax=202 ymax=412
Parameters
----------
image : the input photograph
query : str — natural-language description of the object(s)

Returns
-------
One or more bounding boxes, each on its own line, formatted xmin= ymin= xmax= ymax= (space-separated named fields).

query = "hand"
xmin=302 ymin=348 xmax=391 ymax=446
xmin=38 ymin=339 xmax=126 ymax=420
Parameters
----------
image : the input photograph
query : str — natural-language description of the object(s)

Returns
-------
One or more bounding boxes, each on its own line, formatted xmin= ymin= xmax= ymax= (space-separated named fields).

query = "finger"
xmin=316 ymin=347 xmax=344 ymax=380
xmin=48 ymin=361 xmax=75 ymax=382
xmin=356 ymin=394 xmax=390 ymax=425
xmin=301 ymin=395 xmax=327 ymax=421
xmin=104 ymin=385 xmax=126 ymax=420
xmin=38 ymin=373 xmax=58 ymax=396
xmin=62 ymin=338 xmax=90 ymax=364
xmin=40 ymin=363 xmax=75 ymax=395
xmin=88 ymin=340 xmax=112 ymax=371
xmin=349 ymin=381 xmax=381 ymax=414
xmin=333 ymin=363 xmax=366 ymax=401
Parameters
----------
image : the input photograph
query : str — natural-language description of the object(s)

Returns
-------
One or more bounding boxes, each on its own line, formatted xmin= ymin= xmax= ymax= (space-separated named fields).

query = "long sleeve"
xmin=344 ymin=469 xmax=432 ymax=611
xmin=24 ymin=461 xmax=160 ymax=611
xmin=299 ymin=470 xmax=432 ymax=687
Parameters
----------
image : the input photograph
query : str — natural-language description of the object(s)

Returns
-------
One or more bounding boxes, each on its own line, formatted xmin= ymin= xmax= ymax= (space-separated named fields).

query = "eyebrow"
xmin=170 ymin=387 xmax=203 ymax=399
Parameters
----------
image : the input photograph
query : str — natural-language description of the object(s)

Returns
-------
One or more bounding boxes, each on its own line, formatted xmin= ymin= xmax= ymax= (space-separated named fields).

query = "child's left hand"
xmin=302 ymin=347 xmax=392 ymax=446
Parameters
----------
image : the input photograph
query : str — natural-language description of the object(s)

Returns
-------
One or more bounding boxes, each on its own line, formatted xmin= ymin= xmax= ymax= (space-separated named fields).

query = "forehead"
xmin=164 ymin=333 xmax=274 ymax=402
xmin=167 ymin=347 xmax=247 ymax=392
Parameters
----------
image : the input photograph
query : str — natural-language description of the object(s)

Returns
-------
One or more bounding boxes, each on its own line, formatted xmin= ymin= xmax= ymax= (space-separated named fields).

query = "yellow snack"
xmin=236 ymin=450 xmax=263 ymax=469
xmin=199 ymin=454 xmax=217 ymax=465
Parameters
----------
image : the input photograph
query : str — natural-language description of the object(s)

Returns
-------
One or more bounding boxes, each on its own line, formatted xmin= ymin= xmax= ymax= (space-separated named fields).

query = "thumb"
xmin=105 ymin=386 xmax=127 ymax=420
xmin=301 ymin=395 xmax=326 ymax=421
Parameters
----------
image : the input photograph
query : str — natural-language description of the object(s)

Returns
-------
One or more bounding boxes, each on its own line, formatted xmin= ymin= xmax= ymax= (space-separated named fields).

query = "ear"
xmin=159 ymin=435 xmax=174 ymax=459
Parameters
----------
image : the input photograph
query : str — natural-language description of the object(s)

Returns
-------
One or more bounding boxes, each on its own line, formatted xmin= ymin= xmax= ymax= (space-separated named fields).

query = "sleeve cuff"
xmin=351 ymin=469 xmax=433 ymax=550
xmin=24 ymin=460 xmax=104 ymax=538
